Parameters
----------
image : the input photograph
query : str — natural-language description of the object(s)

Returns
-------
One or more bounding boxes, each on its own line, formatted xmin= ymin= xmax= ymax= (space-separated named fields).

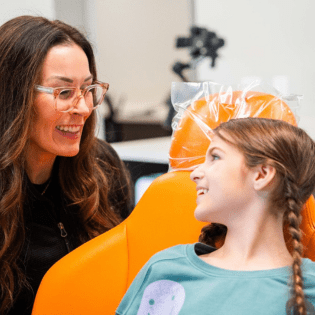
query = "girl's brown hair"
xmin=199 ymin=117 xmax=315 ymax=315
xmin=0 ymin=15 xmax=131 ymax=313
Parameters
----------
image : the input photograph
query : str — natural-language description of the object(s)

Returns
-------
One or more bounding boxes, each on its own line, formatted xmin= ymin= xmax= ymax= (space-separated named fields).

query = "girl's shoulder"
xmin=303 ymin=258 xmax=315 ymax=276
xmin=146 ymin=243 xmax=216 ymax=268
xmin=148 ymin=244 xmax=189 ymax=263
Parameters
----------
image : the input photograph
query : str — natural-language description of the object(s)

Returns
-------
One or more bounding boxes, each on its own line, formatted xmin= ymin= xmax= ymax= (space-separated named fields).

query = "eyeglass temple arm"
xmin=35 ymin=85 xmax=54 ymax=94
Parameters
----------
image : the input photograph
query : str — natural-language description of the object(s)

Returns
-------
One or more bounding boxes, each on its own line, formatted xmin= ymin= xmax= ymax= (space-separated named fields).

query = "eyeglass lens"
xmin=57 ymin=86 xmax=104 ymax=112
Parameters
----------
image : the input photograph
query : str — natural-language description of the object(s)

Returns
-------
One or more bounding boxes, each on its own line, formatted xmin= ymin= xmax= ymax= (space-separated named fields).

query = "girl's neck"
xmin=201 ymin=212 xmax=293 ymax=271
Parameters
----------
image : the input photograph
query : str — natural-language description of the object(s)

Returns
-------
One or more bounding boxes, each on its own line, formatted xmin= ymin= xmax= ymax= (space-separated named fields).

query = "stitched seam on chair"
xmin=304 ymin=230 xmax=315 ymax=257
xmin=306 ymin=197 xmax=315 ymax=230
xmin=124 ymin=222 xmax=130 ymax=293
xmin=300 ymin=197 xmax=315 ymax=252
xmin=303 ymin=198 xmax=315 ymax=252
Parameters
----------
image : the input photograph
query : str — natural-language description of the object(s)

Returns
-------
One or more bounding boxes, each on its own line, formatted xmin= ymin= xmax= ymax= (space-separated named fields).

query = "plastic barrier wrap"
xmin=169 ymin=81 xmax=302 ymax=171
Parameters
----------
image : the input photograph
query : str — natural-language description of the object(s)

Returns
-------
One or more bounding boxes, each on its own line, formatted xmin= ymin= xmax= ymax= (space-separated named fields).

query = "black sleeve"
xmin=95 ymin=138 xmax=134 ymax=220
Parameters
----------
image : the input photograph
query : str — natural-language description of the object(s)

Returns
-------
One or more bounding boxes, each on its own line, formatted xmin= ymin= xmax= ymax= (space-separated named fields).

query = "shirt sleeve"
xmin=116 ymin=258 xmax=153 ymax=315
xmin=115 ymin=245 xmax=187 ymax=315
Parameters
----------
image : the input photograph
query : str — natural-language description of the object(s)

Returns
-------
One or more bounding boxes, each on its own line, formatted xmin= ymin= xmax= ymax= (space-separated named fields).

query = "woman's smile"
xmin=55 ymin=124 xmax=83 ymax=139
xmin=30 ymin=44 xmax=92 ymax=158
xmin=55 ymin=125 xmax=82 ymax=133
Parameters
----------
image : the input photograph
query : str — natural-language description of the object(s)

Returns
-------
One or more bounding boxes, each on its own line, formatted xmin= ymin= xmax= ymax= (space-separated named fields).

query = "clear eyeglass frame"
xmin=34 ymin=81 xmax=109 ymax=113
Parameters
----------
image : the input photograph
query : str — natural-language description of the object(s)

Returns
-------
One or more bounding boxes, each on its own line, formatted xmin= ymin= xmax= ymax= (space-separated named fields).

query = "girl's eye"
xmin=211 ymin=154 xmax=220 ymax=161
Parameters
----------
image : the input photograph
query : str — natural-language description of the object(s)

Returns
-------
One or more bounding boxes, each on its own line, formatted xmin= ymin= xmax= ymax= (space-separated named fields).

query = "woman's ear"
xmin=252 ymin=164 xmax=277 ymax=191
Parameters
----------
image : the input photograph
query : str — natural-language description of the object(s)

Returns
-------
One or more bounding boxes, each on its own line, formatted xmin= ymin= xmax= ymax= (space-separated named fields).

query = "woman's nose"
xmin=71 ymin=96 xmax=90 ymax=116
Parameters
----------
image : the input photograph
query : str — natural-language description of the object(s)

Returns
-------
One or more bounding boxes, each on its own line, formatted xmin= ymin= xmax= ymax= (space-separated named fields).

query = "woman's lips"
xmin=55 ymin=126 xmax=81 ymax=139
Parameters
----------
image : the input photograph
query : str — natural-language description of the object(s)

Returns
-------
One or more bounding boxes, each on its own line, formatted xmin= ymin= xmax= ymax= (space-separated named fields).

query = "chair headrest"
xmin=169 ymin=91 xmax=297 ymax=171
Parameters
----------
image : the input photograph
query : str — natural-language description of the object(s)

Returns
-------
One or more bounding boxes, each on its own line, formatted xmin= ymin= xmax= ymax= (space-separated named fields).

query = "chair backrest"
xmin=32 ymin=171 xmax=206 ymax=314
xmin=32 ymin=92 xmax=315 ymax=315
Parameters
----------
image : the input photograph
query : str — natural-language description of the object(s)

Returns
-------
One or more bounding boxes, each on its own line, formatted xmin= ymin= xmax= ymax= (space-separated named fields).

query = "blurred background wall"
xmin=194 ymin=0 xmax=315 ymax=139
xmin=0 ymin=0 xmax=314 ymax=139
xmin=0 ymin=0 xmax=55 ymax=23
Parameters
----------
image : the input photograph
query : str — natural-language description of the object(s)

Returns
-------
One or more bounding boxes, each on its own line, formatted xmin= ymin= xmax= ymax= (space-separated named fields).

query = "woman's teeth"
xmin=56 ymin=125 xmax=80 ymax=133
xmin=197 ymin=189 xmax=208 ymax=196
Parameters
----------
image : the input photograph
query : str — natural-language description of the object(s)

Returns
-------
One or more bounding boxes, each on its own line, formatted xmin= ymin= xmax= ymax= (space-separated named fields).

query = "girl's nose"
xmin=190 ymin=164 xmax=204 ymax=182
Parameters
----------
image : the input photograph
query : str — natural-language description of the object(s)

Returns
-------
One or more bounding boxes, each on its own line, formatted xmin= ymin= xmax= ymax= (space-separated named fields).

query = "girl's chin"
xmin=194 ymin=209 xmax=209 ymax=222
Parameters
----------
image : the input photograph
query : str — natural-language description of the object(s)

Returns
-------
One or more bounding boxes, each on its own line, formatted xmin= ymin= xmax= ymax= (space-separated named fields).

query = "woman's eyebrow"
xmin=84 ymin=75 xmax=93 ymax=82
xmin=47 ymin=75 xmax=93 ymax=83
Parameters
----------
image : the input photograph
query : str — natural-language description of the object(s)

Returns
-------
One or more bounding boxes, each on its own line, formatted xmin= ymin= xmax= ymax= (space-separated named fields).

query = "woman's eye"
xmin=59 ymin=89 xmax=74 ymax=100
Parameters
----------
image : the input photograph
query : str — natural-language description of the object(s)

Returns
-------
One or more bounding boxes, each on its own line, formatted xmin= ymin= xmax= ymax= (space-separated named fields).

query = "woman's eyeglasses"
xmin=34 ymin=81 xmax=109 ymax=112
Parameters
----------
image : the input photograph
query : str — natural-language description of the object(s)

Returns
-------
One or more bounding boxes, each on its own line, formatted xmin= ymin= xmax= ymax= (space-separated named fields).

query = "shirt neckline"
xmin=186 ymin=243 xmax=296 ymax=278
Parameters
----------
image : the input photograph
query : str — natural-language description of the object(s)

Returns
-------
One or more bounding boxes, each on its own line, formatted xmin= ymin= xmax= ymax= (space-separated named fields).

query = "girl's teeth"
xmin=197 ymin=189 xmax=209 ymax=196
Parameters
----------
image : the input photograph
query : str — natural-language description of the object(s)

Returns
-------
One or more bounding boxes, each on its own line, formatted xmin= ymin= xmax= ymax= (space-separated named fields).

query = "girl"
xmin=116 ymin=117 xmax=315 ymax=315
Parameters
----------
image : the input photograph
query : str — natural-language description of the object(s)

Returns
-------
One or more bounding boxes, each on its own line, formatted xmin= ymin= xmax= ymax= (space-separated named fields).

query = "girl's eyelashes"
xmin=211 ymin=154 xmax=220 ymax=161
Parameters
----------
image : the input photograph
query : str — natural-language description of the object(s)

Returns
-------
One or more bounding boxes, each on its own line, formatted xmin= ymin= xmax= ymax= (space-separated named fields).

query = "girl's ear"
xmin=253 ymin=164 xmax=277 ymax=191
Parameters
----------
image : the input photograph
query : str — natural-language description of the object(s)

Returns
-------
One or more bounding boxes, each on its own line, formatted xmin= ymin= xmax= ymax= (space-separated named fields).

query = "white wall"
xmin=194 ymin=0 xmax=315 ymax=139
xmin=93 ymin=0 xmax=192 ymax=122
xmin=0 ymin=0 xmax=55 ymax=24
xmin=52 ymin=0 xmax=192 ymax=137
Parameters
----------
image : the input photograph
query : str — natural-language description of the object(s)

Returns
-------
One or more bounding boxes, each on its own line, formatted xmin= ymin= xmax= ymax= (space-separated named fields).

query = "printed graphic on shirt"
xmin=137 ymin=280 xmax=185 ymax=315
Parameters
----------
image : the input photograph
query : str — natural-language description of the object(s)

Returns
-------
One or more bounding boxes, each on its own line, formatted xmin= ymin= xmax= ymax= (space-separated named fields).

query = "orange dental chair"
xmin=32 ymin=91 xmax=315 ymax=315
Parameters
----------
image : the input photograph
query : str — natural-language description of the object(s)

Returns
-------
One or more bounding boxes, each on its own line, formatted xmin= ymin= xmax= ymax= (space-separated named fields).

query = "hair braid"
xmin=284 ymin=178 xmax=307 ymax=315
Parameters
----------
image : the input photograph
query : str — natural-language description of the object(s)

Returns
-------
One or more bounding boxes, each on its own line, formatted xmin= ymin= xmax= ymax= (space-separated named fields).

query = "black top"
xmin=8 ymin=139 xmax=133 ymax=314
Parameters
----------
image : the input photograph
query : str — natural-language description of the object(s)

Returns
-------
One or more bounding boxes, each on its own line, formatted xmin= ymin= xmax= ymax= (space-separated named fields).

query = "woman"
xmin=116 ymin=117 xmax=315 ymax=315
xmin=0 ymin=16 xmax=133 ymax=314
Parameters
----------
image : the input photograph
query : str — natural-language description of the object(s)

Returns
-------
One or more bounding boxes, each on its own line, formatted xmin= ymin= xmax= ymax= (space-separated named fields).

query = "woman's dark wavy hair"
xmin=0 ymin=15 xmax=128 ymax=313
xmin=199 ymin=117 xmax=315 ymax=315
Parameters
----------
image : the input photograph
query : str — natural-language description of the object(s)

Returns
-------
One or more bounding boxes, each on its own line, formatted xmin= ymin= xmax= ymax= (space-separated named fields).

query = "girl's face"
xmin=190 ymin=134 xmax=256 ymax=225
xmin=29 ymin=44 xmax=93 ymax=160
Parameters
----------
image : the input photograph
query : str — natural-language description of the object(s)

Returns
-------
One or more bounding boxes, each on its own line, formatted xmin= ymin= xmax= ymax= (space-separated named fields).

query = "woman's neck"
xmin=25 ymin=149 xmax=56 ymax=184
xmin=201 ymin=208 xmax=293 ymax=271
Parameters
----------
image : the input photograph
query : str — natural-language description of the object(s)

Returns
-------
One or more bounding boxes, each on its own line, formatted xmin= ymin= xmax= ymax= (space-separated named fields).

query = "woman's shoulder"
xmin=94 ymin=138 xmax=121 ymax=164
xmin=93 ymin=138 xmax=129 ymax=179
xmin=93 ymin=138 xmax=133 ymax=219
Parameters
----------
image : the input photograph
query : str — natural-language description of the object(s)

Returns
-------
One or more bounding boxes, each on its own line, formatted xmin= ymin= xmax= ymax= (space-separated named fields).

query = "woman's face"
xmin=190 ymin=134 xmax=256 ymax=225
xmin=29 ymin=43 xmax=93 ymax=159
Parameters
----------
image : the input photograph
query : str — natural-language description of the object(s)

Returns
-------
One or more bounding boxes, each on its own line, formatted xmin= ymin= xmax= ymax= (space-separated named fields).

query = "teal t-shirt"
xmin=116 ymin=243 xmax=315 ymax=315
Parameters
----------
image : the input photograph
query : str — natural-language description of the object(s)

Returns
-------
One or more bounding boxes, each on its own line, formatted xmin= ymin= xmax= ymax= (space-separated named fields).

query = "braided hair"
xmin=199 ymin=117 xmax=315 ymax=315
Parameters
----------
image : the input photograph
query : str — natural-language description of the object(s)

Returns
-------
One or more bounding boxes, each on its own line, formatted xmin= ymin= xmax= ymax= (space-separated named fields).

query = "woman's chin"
xmin=59 ymin=150 xmax=80 ymax=157
xmin=55 ymin=145 xmax=80 ymax=157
